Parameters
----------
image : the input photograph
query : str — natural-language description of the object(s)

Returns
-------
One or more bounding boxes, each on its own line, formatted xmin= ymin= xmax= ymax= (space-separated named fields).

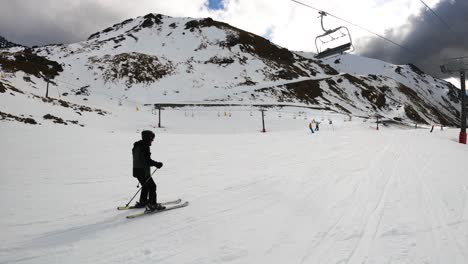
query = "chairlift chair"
xmin=314 ymin=11 xmax=354 ymax=59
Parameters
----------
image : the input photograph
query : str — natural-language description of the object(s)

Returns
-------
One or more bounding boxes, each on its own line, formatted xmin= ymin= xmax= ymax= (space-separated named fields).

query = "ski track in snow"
xmin=1 ymin=114 xmax=468 ymax=264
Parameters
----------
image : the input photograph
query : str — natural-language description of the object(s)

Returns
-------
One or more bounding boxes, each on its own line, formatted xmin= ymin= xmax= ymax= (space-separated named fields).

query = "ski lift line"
xmin=150 ymin=107 xmax=338 ymax=117
xmin=418 ymin=0 xmax=466 ymax=55
xmin=152 ymin=107 xmax=263 ymax=113
xmin=290 ymin=0 xmax=417 ymax=56
xmin=160 ymin=108 xmax=323 ymax=115
xmin=418 ymin=0 xmax=456 ymax=36
xmin=147 ymin=103 xmax=332 ymax=112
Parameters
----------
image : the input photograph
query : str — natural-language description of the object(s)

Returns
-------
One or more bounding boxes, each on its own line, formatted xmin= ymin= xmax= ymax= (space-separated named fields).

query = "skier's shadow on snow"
xmin=20 ymin=213 xmax=129 ymax=250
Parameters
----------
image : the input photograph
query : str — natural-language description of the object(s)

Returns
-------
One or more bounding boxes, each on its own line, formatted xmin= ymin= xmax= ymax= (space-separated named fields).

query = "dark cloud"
xmin=0 ymin=0 xmax=125 ymax=46
xmin=356 ymin=0 xmax=468 ymax=78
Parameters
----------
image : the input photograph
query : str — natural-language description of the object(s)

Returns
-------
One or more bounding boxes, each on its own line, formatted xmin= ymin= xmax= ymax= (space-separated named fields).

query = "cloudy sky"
xmin=1 ymin=0 xmax=467 ymax=82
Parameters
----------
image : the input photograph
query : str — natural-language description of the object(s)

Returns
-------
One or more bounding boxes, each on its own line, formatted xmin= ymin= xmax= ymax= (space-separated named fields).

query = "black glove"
xmin=156 ymin=162 xmax=163 ymax=169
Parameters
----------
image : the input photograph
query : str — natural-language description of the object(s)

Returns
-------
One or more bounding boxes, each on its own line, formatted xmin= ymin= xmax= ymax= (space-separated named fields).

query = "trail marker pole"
xmin=158 ymin=105 xmax=162 ymax=128
xmin=46 ymin=78 xmax=49 ymax=98
xmin=261 ymin=109 xmax=266 ymax=133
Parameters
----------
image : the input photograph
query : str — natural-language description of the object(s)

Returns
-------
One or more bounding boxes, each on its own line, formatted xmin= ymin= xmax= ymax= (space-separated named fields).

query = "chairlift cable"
xmin=291 ymin=0 xmax=417 ymax=56
xmin=418 ymin=0 xmax=466 ymax=57
xmin=418 ymin=0 xmax=456 ymax=36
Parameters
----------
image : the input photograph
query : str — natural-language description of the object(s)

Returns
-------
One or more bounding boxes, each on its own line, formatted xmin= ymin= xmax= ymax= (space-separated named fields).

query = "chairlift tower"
xmin=441 ymin=57 xmax=468 ymax=144
xmin=314 ymin=11 xmax=353 ymax=59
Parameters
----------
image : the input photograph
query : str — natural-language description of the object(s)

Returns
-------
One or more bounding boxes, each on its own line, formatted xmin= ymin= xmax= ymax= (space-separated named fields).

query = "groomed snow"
xmin=1 ymin=105 xmax=468 ymax=264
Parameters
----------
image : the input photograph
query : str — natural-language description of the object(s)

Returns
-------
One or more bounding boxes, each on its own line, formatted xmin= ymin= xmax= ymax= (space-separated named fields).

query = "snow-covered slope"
xmin=296 ymin=52 xmax=461 ymax=126
xmin=322 ymin=54 xmax=461 ymax=124
xmin=1 ymin=108 xmax=468 ymax=264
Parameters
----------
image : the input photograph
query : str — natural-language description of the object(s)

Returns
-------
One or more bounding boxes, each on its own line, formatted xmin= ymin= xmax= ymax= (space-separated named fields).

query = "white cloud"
xmin=193 ymin=0 xmax=445 ymax=53
xmin=98 ymin=0 xmax=210 ymax=19
xmin=444 ymin=77 xmax=466 ymax=90
xmin=0 ymin=0 xmax=446 ymax=54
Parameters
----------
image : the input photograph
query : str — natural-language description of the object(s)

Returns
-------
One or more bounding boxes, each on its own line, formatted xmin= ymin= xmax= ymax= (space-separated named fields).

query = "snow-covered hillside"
xmin=31 ymin=14 xmax=330 ymax=105
xmin=0 ymin=13 xmax=464 ymax=128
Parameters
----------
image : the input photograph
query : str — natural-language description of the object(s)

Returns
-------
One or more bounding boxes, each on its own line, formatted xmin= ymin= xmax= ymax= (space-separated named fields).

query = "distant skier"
xmin=132 ymin=130 xmax=165 ymax=212
xmin=430 ymin=125 xmax=434 ymax=133
xmin=309 ymin=121 xmax=314 ymax=133
xmin=315 ymin=121 xmax=320 ymax=131
xmin=327 ymin=119 xmax=335 ymax=131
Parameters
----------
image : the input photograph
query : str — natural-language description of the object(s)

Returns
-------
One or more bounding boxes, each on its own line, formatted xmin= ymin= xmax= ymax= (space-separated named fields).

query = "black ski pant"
xmin=136 ymin=175 xmax=157 ymax=205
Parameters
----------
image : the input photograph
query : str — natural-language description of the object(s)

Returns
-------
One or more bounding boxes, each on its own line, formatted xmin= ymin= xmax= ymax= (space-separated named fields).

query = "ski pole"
xmin=125 ymin=168 xmax=158 ymax=207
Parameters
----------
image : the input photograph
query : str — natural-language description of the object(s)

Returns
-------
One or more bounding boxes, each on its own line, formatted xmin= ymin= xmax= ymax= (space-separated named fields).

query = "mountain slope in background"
xmin=0 ymin=13 xmax=463 ymax=127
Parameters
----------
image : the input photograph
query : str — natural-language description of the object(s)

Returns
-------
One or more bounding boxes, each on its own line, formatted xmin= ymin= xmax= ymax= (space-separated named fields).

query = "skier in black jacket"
xmin=133 ymin=130 xmax=165 ymax=211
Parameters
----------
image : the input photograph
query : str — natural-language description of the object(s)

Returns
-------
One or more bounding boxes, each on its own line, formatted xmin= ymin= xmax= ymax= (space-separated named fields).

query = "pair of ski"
xmin=118 ymin=198 xmax=189 ymax=219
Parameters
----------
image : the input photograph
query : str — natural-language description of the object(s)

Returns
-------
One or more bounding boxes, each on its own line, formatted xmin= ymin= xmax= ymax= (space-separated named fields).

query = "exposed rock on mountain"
xmin=0 ymin=49 xmax=62 ymax=79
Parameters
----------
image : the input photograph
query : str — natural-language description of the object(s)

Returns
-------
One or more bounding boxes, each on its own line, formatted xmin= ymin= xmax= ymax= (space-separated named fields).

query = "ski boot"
xmin=134 ymin=201 xmax=147 ymax=208
xmin=145 ymin=203 xmax=166 ymax=212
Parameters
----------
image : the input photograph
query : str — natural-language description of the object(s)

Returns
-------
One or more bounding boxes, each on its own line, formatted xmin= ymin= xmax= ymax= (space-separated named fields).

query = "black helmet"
xmin=141 ymin=130 xmax=155 ymax=141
